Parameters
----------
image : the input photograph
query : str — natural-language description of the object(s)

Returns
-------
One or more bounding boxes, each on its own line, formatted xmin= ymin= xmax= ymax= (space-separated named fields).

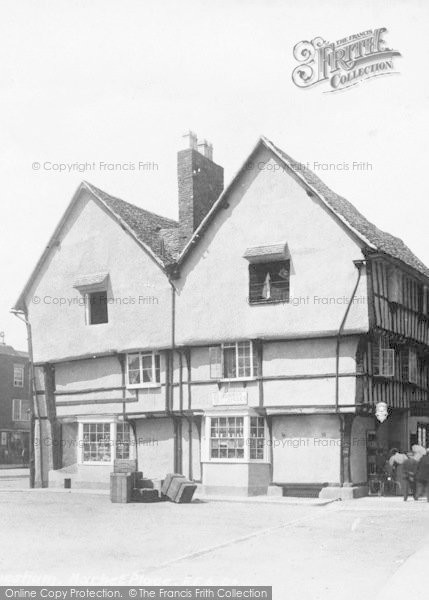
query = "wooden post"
xmin=340 ymin=414 xmax=354 ymax=486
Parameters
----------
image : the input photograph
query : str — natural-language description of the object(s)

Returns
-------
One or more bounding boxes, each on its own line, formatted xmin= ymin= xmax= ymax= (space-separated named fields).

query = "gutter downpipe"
xmin=335 ymin=259 xmax=366 ymax=486
xmin=11 ymin=306 xmax=42 ymax=488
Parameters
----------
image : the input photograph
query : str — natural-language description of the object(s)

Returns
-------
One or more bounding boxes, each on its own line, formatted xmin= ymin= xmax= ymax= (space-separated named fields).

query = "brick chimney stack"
xmin=178 ymin=132 xmax=224 ymax=248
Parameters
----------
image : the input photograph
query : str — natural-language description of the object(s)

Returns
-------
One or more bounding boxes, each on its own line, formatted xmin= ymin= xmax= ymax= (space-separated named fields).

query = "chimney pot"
xmin=183 ymin=130 xmax=198 ymax=150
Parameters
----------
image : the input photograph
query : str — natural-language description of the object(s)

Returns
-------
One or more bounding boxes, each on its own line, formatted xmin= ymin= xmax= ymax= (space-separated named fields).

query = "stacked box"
xmin=132 ymin=488 xmax=160 ymax=503
xmin=110 ymin=473 xmax=132 ymax=503
xmin=161 ymin=473 xmax=186 ymax=497
xmin=114 ymin=459 xmax=137 ymax=473
xmin=173 ymin=483 xmax=197 ymax=504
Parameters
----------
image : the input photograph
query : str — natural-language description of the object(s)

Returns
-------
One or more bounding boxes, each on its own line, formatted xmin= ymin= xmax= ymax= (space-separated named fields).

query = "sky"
xmin=0 ymin=0 xmax=428 ymax=350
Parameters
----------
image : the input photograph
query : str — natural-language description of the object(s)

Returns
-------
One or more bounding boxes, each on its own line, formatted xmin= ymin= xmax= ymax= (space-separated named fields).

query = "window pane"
xmin=210 ymin=417 xmax=244 ymax=459
xmin=127 ymin=354 xmax=141 ymax=384
xmin=116 ymin=422 xmax=130 ymax=459
xmin=89 ymin=291 xmax=108 ymax=325
xmin=142 ymin=354 xmax=153 ymax=382
xmin=223 ymin=345 xmax=237 ymax=378
xmin=82 ymin=423 xmax=111 ymax=462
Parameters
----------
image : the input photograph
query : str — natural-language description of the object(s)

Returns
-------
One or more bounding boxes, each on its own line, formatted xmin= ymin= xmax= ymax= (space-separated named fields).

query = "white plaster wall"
xmin=175 ymin=146 xmax=369 ymax=346
xmin=135 ymin=417 xmax=174 ymax=479
xmin=271 ymin=415 xmax=341 ymax=484
xmin=26 ymin=190 xmax=172 ymax=363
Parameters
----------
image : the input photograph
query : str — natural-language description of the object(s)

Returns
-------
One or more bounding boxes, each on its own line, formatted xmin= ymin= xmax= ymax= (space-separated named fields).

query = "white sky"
xmin=1 ymin=0 xmax=428 ymax=350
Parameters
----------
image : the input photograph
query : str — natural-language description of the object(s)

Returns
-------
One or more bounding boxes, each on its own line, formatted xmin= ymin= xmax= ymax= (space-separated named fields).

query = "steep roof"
xmin=264 ymin=138 xmax=429 ymax=278
xmin=85 ymin=183 xmax=179 ymax=264
xmin=178 ymin=137 xmax=429 ymax=279
xmin=13 ymin=136 xmax=429 ymax=313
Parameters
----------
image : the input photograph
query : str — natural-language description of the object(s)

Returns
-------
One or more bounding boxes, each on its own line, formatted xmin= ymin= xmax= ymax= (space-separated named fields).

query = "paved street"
xmin=0 ymin=484 xmax=428 ymax=599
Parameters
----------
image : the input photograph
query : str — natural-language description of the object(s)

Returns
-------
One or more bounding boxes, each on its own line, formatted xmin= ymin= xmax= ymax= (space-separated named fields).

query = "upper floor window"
xmin=13 ymin=365 xmax=24 ymax=387
xmin=209 ymin=341 xmax=259 ymax=380
xmin=400 ymin=347 xmax=419 ymax=385
xmin=372 ymin=337 xmax=394 ymax=378
xmin=127 ymin=351 xmax=161 ymax=387
xmin=73 ymin=272 xmax=110 ymax=326
xmin=87 ymin=291 xmax=108 ymax=325
xmin=249 ymin=260 xmax=290 ymax=304
xmin=12 ymin=399 xmax=31 ymax=422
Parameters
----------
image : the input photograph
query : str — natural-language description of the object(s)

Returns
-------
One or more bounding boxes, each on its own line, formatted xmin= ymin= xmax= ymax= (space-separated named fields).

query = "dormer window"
xmin=73 ymin=272 xmax=109 ymax=326
xmin=87 ymin=291 xmax=108 ymax=325
xmin=243 ymin=242 xmax=290 ymax=305
xmin=249 ymin=261 xmax=290 ymax=304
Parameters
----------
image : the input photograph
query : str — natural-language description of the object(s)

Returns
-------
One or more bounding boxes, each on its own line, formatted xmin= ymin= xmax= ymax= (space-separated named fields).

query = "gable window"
xmin=249 ymin=260 xmax=290 ymax=304
xmin=371 ymin=337 xmax=394 ymax=378
xmin=12 ymin=399 xmax=31 ymax=422
xmin=13 ymin=365 xmax=24 ymax=387
xmin=127 ymin=352 xmax=161 ymax=387
xmin=209 ymin=341 xmax=259 ymax=380
xmin=87 ymin=291 xmax=108 ymax=325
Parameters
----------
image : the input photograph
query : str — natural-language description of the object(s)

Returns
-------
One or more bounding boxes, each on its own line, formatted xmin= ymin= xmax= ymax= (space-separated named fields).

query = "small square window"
xmin=249 ymin=261 xmax=290 ymax=304
xmin=88 ymin=291 xmax=108 ymax=325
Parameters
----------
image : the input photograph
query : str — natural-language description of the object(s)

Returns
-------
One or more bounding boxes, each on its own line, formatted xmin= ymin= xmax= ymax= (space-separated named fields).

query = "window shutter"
xmin=381 ymin=349 xmax=394 ymax=377
xmin=209 ymin=346 xmax=222 ymax=379
xmin=252 ymin=340 xmax=261 ymax=377
xmin=400 ymin=347 xmax=409 ymax=381
xmin=409 ymin=349 xmax=418 ymax=385
xmin=371 ymin=340 xmax=380 ymax=376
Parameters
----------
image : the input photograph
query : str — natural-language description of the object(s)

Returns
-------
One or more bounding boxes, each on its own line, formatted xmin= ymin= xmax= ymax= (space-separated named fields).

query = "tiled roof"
xmin=265 ymin=138 xmax=429 ymax=278
xmin=0 ymin=344 xmax=28 ymax=357
xmin=85 ymin=183 xmax=179 ymax=265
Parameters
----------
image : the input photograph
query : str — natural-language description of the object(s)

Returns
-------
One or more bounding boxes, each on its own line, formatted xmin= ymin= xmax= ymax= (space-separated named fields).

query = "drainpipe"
xmin=11 ymin=306 xmax=42 ymax=488
xmin=335 ymin=259 xmax=366 ymax=413
xmin=335 ymin=259 xmax=365 ymax=487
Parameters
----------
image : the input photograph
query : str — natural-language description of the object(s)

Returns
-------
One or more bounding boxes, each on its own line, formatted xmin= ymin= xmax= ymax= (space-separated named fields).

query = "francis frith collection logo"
xmin=292 ymin=28 xmax=401 ymax=92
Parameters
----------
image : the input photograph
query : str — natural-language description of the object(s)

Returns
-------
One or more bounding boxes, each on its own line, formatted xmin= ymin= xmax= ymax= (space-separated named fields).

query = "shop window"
xmin=210 ymin=417 xmax=244 ymax=459
xmin=249 ymin=417 xmax=265 ymax=459
xmin=82 ymin=423 xmax=111 ymax=463
xmin=116 ymin=423 xmax=131 ymax=459
xmin=208 ymin=414 xmax=266 ymax=461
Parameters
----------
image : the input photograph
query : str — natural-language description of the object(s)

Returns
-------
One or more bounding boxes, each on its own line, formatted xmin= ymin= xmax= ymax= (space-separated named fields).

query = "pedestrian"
xmin=412 ymin=444 xmax=426 ymax=462
xmin=416 ymin=449 xmax=429 ymax=502
xmin=389 ymin=448 xmax=408 ymax=495
xmin=22 ymin=445 xmax=29 ymax=468
xmin=402 ymin=452 xmax=418 ymax=501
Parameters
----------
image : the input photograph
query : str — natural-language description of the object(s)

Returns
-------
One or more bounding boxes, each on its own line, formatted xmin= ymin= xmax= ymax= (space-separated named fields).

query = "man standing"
xmin=402 ymin=452 xmax=418 ymax=501
xmin=416 ymin=449 xmax=429 ymax=501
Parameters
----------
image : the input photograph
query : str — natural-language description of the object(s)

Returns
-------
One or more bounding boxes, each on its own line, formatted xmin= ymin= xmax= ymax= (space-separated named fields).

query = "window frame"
xmin=13 ymin=364 xmax=24 ymax=387
xmin=205 ymin=412 xmax=268 ymax=463
xmin=12 ymin=399 xmax=31 ymax=422
xmin=210 ymin=341 xmax=258 ymax=381
xmin=248 ymin=259 xmax=290 ymax=305
xmin=85 ymin=290 xmax=109 ymax=326
xmin=78 ymin=420 xmax=132 ymax=466
xmin=408 ymin=349 xmax=418 ymax=385
xmin=126 ymin=351 xmax=161 ymax=388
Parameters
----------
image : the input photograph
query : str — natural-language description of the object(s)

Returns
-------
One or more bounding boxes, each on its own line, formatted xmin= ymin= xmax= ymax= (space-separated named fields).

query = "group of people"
xmin=388 ymin=445 xmax=429 ymax=501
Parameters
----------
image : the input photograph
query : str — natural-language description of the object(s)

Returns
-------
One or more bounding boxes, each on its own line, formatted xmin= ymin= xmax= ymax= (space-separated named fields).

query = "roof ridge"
xmin=263 ymin=138 xmax=429 ymax=278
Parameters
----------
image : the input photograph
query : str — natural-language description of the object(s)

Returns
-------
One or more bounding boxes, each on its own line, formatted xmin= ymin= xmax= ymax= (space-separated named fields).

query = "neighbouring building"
xmin=0 ymin=342 xmax=30 ymax=466
xmin=12 ymin=134 xmax=429 ymax=497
